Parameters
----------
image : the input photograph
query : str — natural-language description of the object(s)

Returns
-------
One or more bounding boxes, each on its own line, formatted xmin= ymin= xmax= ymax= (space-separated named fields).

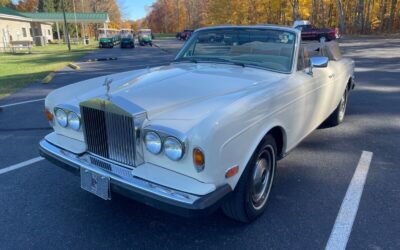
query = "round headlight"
xmin=67 ymin=112 xmax=80 ymax=131
xmin=55 ymin=108 xmax=68 ymax=127
xmin=144 ymin=132 xmax=162 ymax=154
xmin=164 ymin=137 xmax=184 ymax=161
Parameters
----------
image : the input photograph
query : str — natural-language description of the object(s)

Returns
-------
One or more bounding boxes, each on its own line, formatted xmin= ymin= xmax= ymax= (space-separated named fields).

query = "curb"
xmin=68 ymin=63 xmax=80 ymax=70
xmin=42 ymin=72 xmax=55 ymax=84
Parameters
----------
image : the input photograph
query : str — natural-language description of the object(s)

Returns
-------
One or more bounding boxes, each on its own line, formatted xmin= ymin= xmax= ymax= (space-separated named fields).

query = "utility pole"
xmin=80 ymin=0 xmax=86 ymax=43
xmin=62 ymin=0 xmax=71 ymax=51
xmin=72 ymin=0 xmax=79 ymax=42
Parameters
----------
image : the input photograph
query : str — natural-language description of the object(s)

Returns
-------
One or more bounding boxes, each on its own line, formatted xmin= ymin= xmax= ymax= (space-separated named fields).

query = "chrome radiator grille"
xmin=81 ymin=103 xmax=137 ymax=167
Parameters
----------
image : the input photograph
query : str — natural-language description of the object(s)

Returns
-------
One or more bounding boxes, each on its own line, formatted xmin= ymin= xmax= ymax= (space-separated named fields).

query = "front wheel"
xmin=324 ymin=88 xmax=348 ymax=127
xmin=222 ymin=135 xmax=277 ymax=223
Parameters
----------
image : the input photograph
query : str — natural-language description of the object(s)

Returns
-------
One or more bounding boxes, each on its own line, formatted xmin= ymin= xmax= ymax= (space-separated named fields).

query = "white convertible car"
xmin=39 ymin=25 xmax=354 ymax=222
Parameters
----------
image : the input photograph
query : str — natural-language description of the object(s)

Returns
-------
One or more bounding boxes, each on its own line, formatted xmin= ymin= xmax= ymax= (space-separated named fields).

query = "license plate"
xmin=80 ymin=168 xmax=111 ymax=200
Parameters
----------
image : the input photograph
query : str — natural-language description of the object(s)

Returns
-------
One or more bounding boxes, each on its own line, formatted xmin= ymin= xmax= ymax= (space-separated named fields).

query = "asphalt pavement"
xmin=0 ymin=37 xmax=399 ymax=250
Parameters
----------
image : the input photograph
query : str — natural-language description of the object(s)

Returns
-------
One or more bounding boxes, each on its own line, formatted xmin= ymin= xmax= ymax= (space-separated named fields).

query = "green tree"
xmin=38 ymin=0 xmax=54 ymax=12
xmin=54 ymin=0 xmax=70 ymax=12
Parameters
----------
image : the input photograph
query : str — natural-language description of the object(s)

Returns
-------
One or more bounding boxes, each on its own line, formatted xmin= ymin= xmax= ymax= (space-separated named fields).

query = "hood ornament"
xmin=103 ymin=78 xmax=113 ymax=101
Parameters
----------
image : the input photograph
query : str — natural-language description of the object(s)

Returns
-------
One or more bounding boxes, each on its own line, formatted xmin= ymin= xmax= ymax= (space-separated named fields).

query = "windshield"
xmin=176 ymin=28 xmax=296 ymax=73
xmin=139 ymin=31 xmax=151 ymax=35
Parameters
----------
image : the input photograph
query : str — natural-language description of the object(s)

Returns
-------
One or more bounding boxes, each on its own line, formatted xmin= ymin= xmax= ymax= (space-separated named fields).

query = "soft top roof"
xmin=302 ymin=41 xmax=342 ymax=61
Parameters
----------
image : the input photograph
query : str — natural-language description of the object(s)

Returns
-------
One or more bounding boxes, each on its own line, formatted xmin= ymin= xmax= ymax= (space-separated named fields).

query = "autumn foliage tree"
xmin=15 ymin=0 xmax=38 ymax=12
xmin=143 ymin=0 xmax=400 ymax=34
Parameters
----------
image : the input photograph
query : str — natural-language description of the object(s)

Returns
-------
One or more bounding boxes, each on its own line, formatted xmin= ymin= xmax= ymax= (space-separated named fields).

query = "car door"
xmin=281 ymin=46 xmax=333 ymax=148
xmin=310 ymin=59 xmax=337 ymax=122
xmin=319 ymin=44 xmax=347 ymax=115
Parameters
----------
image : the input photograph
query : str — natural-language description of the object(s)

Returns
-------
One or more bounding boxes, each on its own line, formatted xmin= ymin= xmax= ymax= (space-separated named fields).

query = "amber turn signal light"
xmin=193 ymin=148 xmax=205 ymax=172
xmin=225 ymin=165 xmax=239 ymax=178
xmin=45 ymin=108 xmax=53 ymax=122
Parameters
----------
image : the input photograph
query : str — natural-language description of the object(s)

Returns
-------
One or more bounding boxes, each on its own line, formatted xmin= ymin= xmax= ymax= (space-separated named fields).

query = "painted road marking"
xmin=0 ymin=157 xmax=44 ymax=175
xmin=0 ymin=98 xmax=45 ymax=108
xmin=325 ymin=151 xmax=373 ymax=250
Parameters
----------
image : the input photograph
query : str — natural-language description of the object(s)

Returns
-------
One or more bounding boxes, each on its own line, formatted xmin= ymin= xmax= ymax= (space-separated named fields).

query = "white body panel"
xmin=44 ymin=27 xmax=354 ymax=192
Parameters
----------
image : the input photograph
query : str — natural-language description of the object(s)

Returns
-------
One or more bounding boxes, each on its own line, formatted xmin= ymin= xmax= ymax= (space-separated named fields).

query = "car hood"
xmin=69 ymin=63 xmax=286 ymax=120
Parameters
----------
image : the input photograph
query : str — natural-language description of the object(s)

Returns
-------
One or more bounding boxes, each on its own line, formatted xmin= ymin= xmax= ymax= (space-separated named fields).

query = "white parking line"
xmin=0 ymin=157 xmax=44 ymax=175
xmin=0 ymin=98 xmax=45 ymax=108
xmin=325 ymin=151 xmax=373 ymax=250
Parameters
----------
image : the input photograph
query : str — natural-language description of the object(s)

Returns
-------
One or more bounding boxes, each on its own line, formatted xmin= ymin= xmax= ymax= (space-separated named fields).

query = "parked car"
xmin=39 ymin=25 xmax=354 ymax=222
xmin=138 ymin=29 xmax=153 ymax=46
xmin=177 ymin=29 xmax=194 ymax=40
xmin=294 ymin=23 xmax=339 ymax=42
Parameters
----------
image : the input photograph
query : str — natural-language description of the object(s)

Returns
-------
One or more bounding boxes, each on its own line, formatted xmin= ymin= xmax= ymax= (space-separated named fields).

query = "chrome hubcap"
xmin=251 ymin=147 xmax=274 ymax=209
xmin=339 ymin=93 xmax=347 ymax=121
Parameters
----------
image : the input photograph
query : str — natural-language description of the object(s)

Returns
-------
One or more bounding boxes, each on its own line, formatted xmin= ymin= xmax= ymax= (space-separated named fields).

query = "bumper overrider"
xmin=39 ymin=139 xmax=231 ymax=217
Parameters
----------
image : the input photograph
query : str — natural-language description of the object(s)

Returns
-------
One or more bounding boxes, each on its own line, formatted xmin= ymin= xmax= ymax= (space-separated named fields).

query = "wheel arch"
xmin=347 ymin=76 xmax=355 ymax=91
xmin=226 ymin=124 xmax=287 ymax=190
xmin=268 ymin=126 xmax=287 ymax=160
xmin=242 ymin=125 xmax=287 ymax=172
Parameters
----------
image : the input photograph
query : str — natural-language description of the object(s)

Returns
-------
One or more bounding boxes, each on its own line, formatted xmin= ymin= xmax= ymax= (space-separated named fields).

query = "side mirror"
xmin=308 ymin=56 xmax=329 ymax=75
xmin=310 ymin=56 xmax=329 ymax=68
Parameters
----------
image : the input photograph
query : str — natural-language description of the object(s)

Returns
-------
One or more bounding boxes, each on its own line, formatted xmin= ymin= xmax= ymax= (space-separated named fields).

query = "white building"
xmin=0 ymin=7 xmax=109 ymax=51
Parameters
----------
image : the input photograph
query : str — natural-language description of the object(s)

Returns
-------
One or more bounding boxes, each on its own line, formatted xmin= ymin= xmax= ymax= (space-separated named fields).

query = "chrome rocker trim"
xmin=39 ymin=139 xmax=231 ymax=216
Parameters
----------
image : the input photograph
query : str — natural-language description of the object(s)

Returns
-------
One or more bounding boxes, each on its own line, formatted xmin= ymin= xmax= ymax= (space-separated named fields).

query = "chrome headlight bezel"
xmin=54 ymin=106 xmax=81 ymax=131
xmin=67 ymin=111 xmax=81 ymax=131
xmin=143 ymin=126 xmax=187 ymax=161
xmin=144 ymin=131 xmax=162 ymax=155
xmin=54 ymin=108 xmax=68 ymax=127
xmin=163 ymin=136 xmax=184 ymax=161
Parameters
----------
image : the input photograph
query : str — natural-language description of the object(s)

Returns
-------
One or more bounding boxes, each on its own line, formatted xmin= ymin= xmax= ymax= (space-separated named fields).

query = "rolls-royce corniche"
xmin=39 ymin=25 xmax=355 ymax=222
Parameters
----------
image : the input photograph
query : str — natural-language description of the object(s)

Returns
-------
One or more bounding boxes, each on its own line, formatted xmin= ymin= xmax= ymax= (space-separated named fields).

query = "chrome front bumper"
xmin=39 ymin=139 xmax=231 ymax=215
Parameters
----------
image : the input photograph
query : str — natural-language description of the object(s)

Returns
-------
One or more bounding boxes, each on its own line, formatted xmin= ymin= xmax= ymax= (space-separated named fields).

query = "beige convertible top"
xmin=302 ymin=41 xmax=343 ymax=61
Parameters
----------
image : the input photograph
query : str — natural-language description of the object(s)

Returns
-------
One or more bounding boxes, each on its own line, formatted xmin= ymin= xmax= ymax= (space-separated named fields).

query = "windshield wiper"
xmin=195 ymin=57 xmax=246 ymax=67
xmin=174 ymin=57 xmax=246 ymax=67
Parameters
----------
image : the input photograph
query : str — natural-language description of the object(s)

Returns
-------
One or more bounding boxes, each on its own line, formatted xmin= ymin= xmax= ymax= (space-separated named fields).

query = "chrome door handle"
xmin=329 ymin=74 xmax=335 ymax=79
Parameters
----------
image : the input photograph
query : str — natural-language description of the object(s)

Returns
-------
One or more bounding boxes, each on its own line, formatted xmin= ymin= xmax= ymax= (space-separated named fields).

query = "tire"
xmin=324 ymin=88 xmax=349 ymax=127
xmin=222 ymin=135 xmax=277 ymax=223
xmin=319 ymin=36 xmax=327 ymax=43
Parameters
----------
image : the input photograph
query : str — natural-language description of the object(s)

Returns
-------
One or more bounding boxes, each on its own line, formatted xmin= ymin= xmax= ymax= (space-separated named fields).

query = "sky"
xmin=116 ymin=0 xmax=156 ymax=21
